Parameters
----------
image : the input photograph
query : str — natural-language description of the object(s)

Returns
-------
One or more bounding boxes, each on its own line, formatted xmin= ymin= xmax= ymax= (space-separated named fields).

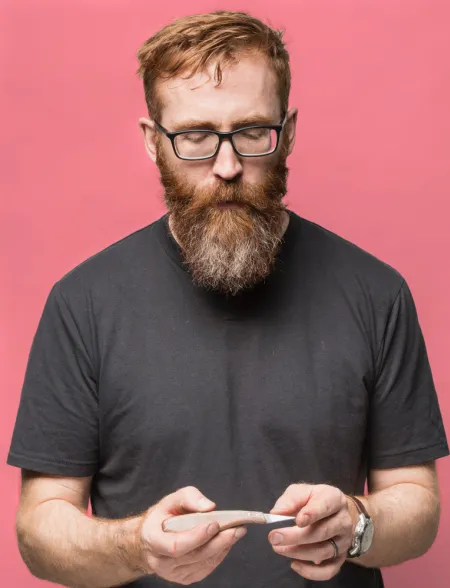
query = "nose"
xmin=212 ymin=139 xmax=243 ymax=181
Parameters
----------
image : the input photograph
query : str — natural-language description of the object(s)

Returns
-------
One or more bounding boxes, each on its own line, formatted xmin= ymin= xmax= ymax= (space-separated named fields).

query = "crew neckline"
xmin=155 ymin=209 xmax=301 ymax=273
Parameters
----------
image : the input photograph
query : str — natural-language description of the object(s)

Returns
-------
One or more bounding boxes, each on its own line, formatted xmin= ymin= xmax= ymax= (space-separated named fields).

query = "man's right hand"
xmin=135 ymin=486 xmax=247 ymax=585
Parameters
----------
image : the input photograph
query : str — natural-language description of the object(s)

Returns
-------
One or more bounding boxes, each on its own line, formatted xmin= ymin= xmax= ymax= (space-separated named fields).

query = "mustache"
xmin=183 ymin=174 xmax=284 ymax=214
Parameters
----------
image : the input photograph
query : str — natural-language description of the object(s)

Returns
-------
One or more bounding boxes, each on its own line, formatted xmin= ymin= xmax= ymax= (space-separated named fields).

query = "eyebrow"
xmin=168 ymin=115 xmax=278 ymax=133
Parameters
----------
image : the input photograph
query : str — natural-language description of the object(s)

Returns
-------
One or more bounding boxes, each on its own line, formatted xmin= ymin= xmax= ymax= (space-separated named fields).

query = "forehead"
xmin=156 ymin=53 xmax=281 ymax=129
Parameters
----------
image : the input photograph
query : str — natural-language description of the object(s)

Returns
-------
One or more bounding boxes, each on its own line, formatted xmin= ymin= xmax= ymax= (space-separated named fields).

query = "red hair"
xmin=136 ymin=10 xmax=291 ymax=118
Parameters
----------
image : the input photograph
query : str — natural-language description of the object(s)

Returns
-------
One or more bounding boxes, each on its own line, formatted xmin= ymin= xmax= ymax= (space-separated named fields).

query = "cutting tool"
xmin=162 ymin=510 xmax=296 ymax=532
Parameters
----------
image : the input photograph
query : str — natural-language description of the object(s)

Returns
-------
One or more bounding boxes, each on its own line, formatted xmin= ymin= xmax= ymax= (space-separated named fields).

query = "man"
xmin=7 ymin=10 xmax=449 ymax=588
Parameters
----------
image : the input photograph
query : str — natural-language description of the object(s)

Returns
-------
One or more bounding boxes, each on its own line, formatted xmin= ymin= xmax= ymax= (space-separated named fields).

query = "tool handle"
xmin=162 ymin=510 xmax=266 ymax=532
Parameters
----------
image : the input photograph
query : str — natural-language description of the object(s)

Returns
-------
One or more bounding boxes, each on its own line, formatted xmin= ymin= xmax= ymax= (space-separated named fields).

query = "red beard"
xmin=156 ymin=140 xmax=290 ymax=295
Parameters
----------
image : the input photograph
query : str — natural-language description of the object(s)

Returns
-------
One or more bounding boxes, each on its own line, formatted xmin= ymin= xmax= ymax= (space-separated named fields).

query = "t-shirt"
xmin=7 ymin=210 xmax=449 ymax=588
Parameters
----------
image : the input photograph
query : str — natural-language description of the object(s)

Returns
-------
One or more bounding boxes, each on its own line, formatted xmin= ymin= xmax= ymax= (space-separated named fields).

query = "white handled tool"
xmin=162 ymin=510 xmax=295 ymax=532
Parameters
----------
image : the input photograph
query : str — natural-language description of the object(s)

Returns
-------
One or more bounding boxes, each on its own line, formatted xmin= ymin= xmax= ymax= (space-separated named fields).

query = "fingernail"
xmin=270 ymin=532 xmax=284 ymax=545
xmin=198 ymin=498 xmax=213 ymax=509
xmin=234 ymin=527 xmax=247 ymax=540
xmin=207 ymin=522 xmax=219 ymax=536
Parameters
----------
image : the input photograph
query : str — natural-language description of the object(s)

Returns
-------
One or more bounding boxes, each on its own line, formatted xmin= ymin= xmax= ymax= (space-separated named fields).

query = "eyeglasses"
xmin=153 ymin=115 xmax=287 ymax=161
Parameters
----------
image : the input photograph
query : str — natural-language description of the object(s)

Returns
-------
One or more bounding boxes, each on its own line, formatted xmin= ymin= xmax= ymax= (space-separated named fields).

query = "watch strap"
xmin=347 ymin=495 xmax=370 ymax=519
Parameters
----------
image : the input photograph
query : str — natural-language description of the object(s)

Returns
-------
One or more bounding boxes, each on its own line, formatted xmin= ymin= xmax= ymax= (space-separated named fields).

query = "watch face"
xmin=361 ymin=519 xmax=375 ymax=553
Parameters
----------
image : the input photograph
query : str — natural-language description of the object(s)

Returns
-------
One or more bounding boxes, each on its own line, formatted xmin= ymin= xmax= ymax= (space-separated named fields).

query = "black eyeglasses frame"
xmin=153 ymin=115 xmax=287 ymax=161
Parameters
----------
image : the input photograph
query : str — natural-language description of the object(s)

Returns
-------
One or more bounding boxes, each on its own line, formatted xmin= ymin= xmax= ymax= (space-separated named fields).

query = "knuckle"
xmin=222 ymin=529 xmax=236 ymax=546
xmin=206 ymin=554 xmax=218 ymax=568
xmin=316 ymin=564 xmax=339 ymax=582
xmin=344 ymin=517 xmax=353 ymax=534
xmin=209 ymin=552 xmax=226 ymax=569
xmin=147 ymin=556 xmax=160 ymax=575
xmin=330 ymin=564 xmax=341 ymax=580
xmin=321 ymin=524 xmax=330 ymax=540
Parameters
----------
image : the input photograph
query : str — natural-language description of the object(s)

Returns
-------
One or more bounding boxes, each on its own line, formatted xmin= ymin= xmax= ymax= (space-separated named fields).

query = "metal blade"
xmin=263 ymin=514 xmax=296 ymax=523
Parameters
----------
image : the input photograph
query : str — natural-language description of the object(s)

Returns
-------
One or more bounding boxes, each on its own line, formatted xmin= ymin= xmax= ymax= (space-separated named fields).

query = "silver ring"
xmin=328 ymin=538 xmax=339 ymax=560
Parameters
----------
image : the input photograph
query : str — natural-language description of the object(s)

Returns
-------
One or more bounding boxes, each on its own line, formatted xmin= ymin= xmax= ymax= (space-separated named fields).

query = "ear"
xmin=139 ymin=117 xmax=157 ymax=163
xmin=284 ymin=107 xmax=298 ymax=156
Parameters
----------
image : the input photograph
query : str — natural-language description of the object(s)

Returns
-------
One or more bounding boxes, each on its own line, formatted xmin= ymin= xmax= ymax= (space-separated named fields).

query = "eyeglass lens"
xmin=174 ymin=128 xmax=277 ymax=159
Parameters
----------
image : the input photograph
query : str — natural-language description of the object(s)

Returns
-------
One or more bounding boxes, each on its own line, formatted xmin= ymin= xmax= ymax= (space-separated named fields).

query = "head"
xmin=137 ymin=10 xmax=298 ymax=295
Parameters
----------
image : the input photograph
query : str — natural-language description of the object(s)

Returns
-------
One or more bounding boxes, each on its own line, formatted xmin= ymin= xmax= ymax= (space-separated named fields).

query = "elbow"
xmin=416 ymin=496 xmax=441 ymax=559
xmin=426 ymin=501 xmax=441 ymax=551
xmin=16 ymin=513 xmax=49 ymax=582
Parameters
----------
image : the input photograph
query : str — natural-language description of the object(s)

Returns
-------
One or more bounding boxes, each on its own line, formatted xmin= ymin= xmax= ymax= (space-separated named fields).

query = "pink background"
xmin=1 ymin=0 xmax=449 ymax=585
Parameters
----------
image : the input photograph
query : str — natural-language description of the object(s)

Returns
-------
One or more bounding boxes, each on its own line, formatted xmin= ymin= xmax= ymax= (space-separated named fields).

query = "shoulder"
xmin=54 ymin=216 xmax=165 ymax=297
xmin=292 ymin=212 xmax=405 ymax=295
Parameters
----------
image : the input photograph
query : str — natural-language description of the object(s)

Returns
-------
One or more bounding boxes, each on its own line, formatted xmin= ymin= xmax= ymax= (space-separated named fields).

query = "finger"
xmin=296 ymin=485 xmax=343 ymax=527
xmin=174 ymin=545 xmax=234 ymax=585
xmin=269 ymin=513 xmax=345 ymax=546
xmin=177 ymin=527 xmax=247 ymax=566
xmin=144 ymin=515 xmax=220 ymax=558
xmin=143 ymin=487 xmax=219 ymax=557
xmin=159 ymin=486 xmax=216 ymax=515
xmin=271 ymin=483 xmax=313 ymax=514
xmin=170 ymin=529 xmax=246 ymax=585
xmin=290 ymin=555 xmax=346 ymax=582
xmin=272 ymin=536 xmax=346 ymax=565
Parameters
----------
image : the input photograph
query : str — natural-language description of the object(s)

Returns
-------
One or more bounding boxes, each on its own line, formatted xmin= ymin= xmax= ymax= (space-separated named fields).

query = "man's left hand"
xmin=268 ymin=484 xmax=356 ymax=581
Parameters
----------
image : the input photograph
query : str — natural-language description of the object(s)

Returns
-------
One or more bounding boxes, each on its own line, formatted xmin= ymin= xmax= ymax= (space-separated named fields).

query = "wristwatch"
xmin=346 ymin=496 xmax=374 ymax=558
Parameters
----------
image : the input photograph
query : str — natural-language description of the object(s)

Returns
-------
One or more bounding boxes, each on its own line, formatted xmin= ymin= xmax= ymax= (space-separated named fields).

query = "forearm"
xmin=348 ymin=483 xmax=440 ymax=568
xmin=17 ymin=498 xmax=151 ymax=588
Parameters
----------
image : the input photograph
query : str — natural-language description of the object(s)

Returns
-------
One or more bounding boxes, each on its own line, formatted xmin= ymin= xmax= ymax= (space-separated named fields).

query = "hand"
xmin=136 ymin=486 xmax=247 ymax=585
xmin=268 ymin=484 xmax=357 ymax=581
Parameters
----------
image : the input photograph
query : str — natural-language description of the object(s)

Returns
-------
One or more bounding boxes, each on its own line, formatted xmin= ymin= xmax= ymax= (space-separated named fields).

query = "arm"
xmin=268 ymin=461 xmax=443 ymax=581
xmin=16 ymin=472 xmax=246 ymax=588
xmin=16 ymin=470 xmax=148 ymax=588
xmin=348 ymin=460 xmax=441 ymax=568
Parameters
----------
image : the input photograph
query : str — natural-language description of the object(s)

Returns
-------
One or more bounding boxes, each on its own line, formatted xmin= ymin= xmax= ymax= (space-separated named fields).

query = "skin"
xmin=139 ymin=52 xmax=298 ymax=240
xmin=15 ymin=54 xmax=296 ymax=588
xmin=267 ymin=462 xmax=441 ymax=581
xmin=14 ymin=53 xmax=442 ymax=586
xmin=17 ymin=473 xmax=246 ymax=586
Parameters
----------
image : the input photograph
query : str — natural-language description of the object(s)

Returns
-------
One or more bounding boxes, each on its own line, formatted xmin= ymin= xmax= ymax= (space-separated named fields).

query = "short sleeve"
xmin=7 ymin=281 xmax=99 ymax=476
xmin=369 ymin=280 xmax=449 ymax=469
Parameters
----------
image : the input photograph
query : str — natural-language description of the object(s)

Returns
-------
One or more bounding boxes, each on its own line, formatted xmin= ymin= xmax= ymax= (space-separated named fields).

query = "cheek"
xmin=242 ymin=159 xmax=275 ymax=183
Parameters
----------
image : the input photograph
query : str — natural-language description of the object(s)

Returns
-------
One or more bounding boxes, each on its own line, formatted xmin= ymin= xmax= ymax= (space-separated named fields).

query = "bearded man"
xmin=7 ymin=10 xmax=448 ymax=588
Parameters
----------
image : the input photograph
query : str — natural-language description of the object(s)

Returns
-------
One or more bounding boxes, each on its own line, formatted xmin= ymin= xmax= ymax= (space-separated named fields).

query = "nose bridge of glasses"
xmin=215 ymin=133 xmax=242 ymax=162
xmin=217 ymin=131 xmax=241 ymax=155
xmin=212 ymin=134 xmax=243 ymax=177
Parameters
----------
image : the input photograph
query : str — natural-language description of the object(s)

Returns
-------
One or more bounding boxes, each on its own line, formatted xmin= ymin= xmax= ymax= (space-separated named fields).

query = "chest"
xmin=97 ymin=297 xmax=373 ymax=462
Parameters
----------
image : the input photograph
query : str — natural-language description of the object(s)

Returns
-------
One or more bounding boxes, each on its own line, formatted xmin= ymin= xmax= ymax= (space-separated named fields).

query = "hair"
xmin=136 ymin=10 xmax=291 ymax=120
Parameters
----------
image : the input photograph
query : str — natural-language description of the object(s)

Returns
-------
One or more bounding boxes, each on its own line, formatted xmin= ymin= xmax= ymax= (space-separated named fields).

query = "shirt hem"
xmin=370 ymin=442 xmax=450 ymax=469
xmin=6 ymin=451 xmax=97 ymax=477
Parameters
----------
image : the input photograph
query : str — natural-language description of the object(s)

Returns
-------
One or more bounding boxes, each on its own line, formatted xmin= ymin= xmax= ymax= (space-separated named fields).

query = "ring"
xmin=328 ymin=538 xmax=339 ymax=560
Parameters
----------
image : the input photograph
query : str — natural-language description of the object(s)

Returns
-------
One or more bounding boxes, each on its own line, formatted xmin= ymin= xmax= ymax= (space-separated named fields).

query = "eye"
xmin=241 ymin=129 xmax=269 ymax=140
xmin=180 ymin=132 xmax=209 ymax=144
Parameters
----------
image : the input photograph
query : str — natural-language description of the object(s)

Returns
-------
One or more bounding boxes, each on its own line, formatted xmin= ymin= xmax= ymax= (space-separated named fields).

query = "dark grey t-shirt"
xmin=8 ymin=211 xmax=449 ymax=587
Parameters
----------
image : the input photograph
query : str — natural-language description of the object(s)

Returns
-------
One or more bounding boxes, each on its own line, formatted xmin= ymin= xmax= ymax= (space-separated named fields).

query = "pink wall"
xmin=1 ymin=1 xmax=449 ymax=586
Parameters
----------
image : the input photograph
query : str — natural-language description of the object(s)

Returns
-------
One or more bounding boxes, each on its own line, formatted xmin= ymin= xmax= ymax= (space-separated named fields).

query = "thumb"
xmin=270 ymin=484 xmax=313 ymax=514
xmin=163 ymin=486 xmax=216 ymax=515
